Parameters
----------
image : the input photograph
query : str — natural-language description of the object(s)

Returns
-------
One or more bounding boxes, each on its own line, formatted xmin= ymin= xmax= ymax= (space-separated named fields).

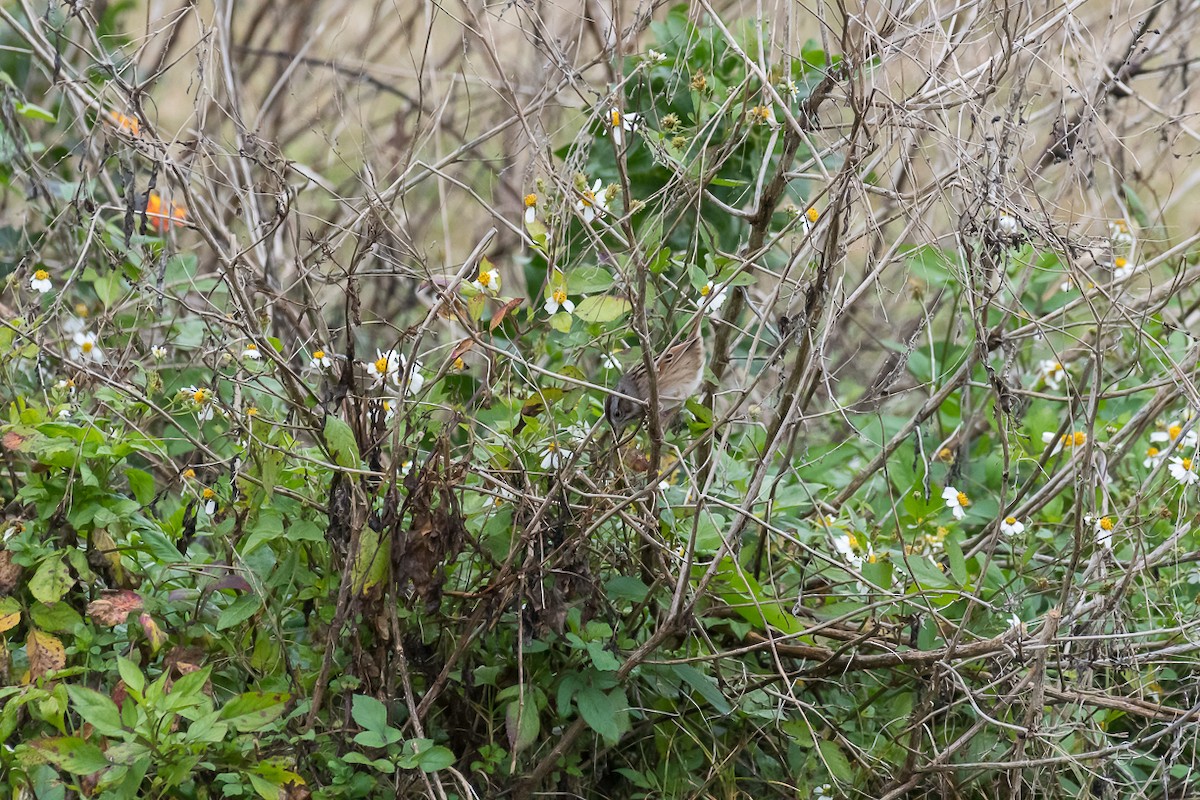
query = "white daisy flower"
xmin=472 ymin=266 xmax=501 ymax=294
xmin=1169 ymin=456 xmax=1199 ymax=485
xmin=523 ymin=193 xmax=538 ymax=224
xmin=151 ymin=345 xmax=168 ymax=360
xmin=242 ymin=343 xmax=262 ymax=360
xmin=1150 ymin=422 xmax=1198 ymax=450
xmin=942 ymin=486 xmax=969 ymax=520
xmin=1109 ymin=219 xmax=1134 ymax=246
xmin=1042 ymin=430 xmax=1086 ymax=455
xmin=999 ymin=516 xmax=1025 ymax=536
xmin=575 ymin=179 xmax=608 ymax=224
xmin=601 ymin=351 xmax=623 ymax=370
xmin=1112 ymin=257 xmax=1134 ymax=281
xmin=832 ymin=532 xmax=864 ymax=568
xmin=55 ymin=378 xmax=76 ymax=395
xmin=539 ymin=442 xmax=571 ymax=470
xmin=366 ymin=349 xmax=401 ymax=386
xmin=1092 ymin=515 xmax=1115 ymax=548
xmin=202 ymin=488 xmax=217 ymax=515
xmin=699 ymin=281 xmax=727 ymax=314
xmin=1038 ymin=360 xmax=1065 ymax=391
xmin=29 ymin=269 xmax=52 ymax=293
xmin=1144 ymin=446 xmax=1163 ymax=469
xmin=69 ymin=331 xmax=105 ymax=364
xmin=802 ymin=206 xmax=819 ymax=234
xmin=402 ymin=362 xmax=426 ymax=396
xmin=606 ymin=107 xmax=640 ymax=147
xmin=310 ymin=349 xmax=333 ymax=369
xmin=997 ymin=211 xmax=1020 ymax=234
xmin=646 ymin=49 xmax=666 ymax=63
xmin=544 ymin=287 xmax=575 ymax=316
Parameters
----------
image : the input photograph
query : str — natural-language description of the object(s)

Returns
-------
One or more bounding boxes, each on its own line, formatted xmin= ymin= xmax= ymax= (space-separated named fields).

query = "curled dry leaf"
xmin=87 ymin=590 xmax=143 ymax=626
xmin=0 ymin=551 xmax=22 ymax=594
xmin=27 ymin=628 xmax=66 ymax=678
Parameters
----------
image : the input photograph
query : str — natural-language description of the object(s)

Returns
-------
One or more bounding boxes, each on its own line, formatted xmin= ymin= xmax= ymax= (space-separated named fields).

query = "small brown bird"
xmin=605 ymin=318 xmax=705 ymax=433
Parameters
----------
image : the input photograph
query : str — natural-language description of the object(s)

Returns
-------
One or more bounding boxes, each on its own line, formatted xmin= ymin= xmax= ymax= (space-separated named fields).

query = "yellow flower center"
xmin=202 ymin=488 xmax=216 ymax=500
xmin=806 ymin=207 xmax=819 ymax=223
xmin=1184 ymin=458 xmax=1193 ymax=471
xmin=524 ymin=193 xmax=537 ymax=208
xmin=937 ymin=447 xmax=953 ymax=462
xmin=183 ymin=468 xmax=196 ymax=479
xmin=374 ymin=357 xmax=388 ymax=374
xmin=1170 ymin=424 xmax=1182 ymax=440
xmin=1147 ymin=447 xmax=1159 ymax=457
xmin=847 ymin=532 xmax=858 ymax=548
xmin=700 ymin=284 xmax=712 ymax=297
xmin=382 ymin=400 xmax=391 ymax=413
xmin=245 ymin=344 xmax=257 ymax=352
xmin=453 ymin=357 xmax=465 ymax=370
xmin=1072 ymin=431 xmax=1087 ymax=446
xmin=80 ymin=341 xmax=93 ymax=354
xmin=65 ymin=379 xmax=75 ymax=388
xmin=1115 ymin=257 xmax=1127 ymax=268
xmin=1004 ymin=516 xmax=1017 ymax=525
xmin=34 ymin=269 xmax=49 ymax=281
xmin=553 ymin=288 xmax=567 ymax=304
xmin=477 ymin=270 xmax=492 ymax=287
xmin=610 ymin=109 xmax=622 ymax=127
xmin=313 ymin=350 xmax=325 ymax=360
xmin=580 ymin=190 xmax=595 ymax=208
xmin=1099 ymin=516 xmax=1114 ymax=531
xmin=192 ymin=390 xmax=206 ymax=403
xmin=74 ymin=304 xmax=88 ymax=317
xmin=247 ymin=407 xmax=258 ymax=416
xmin=956 ymin=492 xmax=969 ymax=506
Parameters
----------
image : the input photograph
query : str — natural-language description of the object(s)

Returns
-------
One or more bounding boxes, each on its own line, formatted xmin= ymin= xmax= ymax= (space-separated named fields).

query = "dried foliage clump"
xmin=4 ymin=0 xmax=1200 ymax=797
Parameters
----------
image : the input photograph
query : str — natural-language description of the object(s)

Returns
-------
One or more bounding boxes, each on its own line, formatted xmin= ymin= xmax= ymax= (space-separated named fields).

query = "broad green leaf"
xmin=33 ymin=736 xmax=111 ymax=774
xmin=351 ymin=694 xmax=389 ymax=733
xmin=219 ymin=691 xmax=290 ymax=732
xmin=125 ymin=468 xmax=155 ymax=505
xmin=216 ymin=594 xmax=262 ymax=630
xmin=817 ymin=739 xmax=854 ymax=782
xmin=16 ymin=102 xmax=55 ymax=122
xmin=351 ymin=527 xmax=389 ymax=596
xmin=30 ymin=601 xmax=81 ymax=633
xmin=417 ymin=745 xmax=456 ymax=772
xmin=575 ymin=686 xmax=623 ymax=743
xmin=567 ymin=266 xmax=613 ymax=294
xmin=574 ymin=295 xmax=631 ymax=323
xmin=29 ymin=557 xmax=72 ymax=604
xmin=505 ymin=696 xmax=540 ymax=753
xmin=322 ymin=416 xmax=361 ymax=469
xmin=66 ymin=686 xmax=124 ymax=737
xmin=117 ymin=657 xmax=145 ymax=694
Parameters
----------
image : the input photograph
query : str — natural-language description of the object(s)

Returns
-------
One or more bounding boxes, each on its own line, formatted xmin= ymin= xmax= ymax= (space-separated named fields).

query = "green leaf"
xmin=322 ymin=416 xmax=361 ymax=469
xmin=575 ymin=686 xmax=623 ymax=743
xmin=343 ymin=752 xmax=394 ymax=772
xmin=574 ymin=295 xmax=631 ymax=323
xmin=417 ymin=745 xmax=456 ymax=772
xmin=817 ymin=739 xmax=854 ymax=782
xmin=29 ymin=557 xmax=73 ymax=604
xmin=216 ymin=594 xmax=262 ymax=630
xmin=29 ymin=601 xmax=82 ymax=633
xmin=34 ymin=736 xmax=111 ymax=774
xmin=219 ymin=691 xmax=290 ymax=732
xmin=240 ymin=510 xmax=284 ymax=556
xmin=567 ymin=266 xmax=614 ymax=294
xmin=125 ymin=468 xmax=155 ymax=506
xmin=16 ymin=102 xmax=55 ymax=122
xmin=549 ymin=311 xmax=573 ymax=333
xmin=351 ymin=694 xmax=390 ymax=733
xmin=117 ymin=657 xmax=145 ymax=695
xmin=672 ymin=664 xmax=732 ymax=714
xmin=505 ymin=696 xmax=540 ymax=754
xmin=945 ymin=533 xmax=968 ymax=586
xmin=66 ymin=686 xmax=125 ymax=737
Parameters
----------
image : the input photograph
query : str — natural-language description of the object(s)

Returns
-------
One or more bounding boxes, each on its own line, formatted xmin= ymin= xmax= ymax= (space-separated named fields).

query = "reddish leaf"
xmin=1 ymin=431 xmax=28 ymax=451
xmin=0 ymin=551 xmax=22 ymax=594
xmin=87 ymin=590 xmax=143 ymax=626
xmin=138 ymin=613 xmax=166 ymax=653
xmin=490 ymin=297 xmax=524 ymax=331
xmin=449 ymin=337 xmax=475 ymax=362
